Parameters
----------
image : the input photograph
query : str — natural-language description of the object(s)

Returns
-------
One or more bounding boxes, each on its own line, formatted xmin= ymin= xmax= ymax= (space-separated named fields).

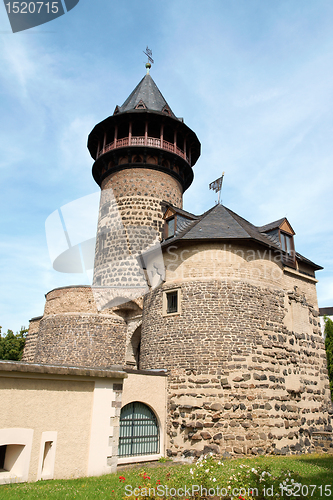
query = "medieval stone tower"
xmin=87 ymin=65 xmax=200 ymax=307
xmin=23 ymin=67 xmax=333 ymax=459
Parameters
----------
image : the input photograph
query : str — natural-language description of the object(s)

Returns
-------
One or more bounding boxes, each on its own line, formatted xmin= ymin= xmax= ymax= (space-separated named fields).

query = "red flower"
xmin=119 ymin=476 xmax=126 ymax=482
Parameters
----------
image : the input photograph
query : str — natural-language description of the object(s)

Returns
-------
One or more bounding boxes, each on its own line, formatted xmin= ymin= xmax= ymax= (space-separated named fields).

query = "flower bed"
xmin=121 ymin=454 xmax=311 ymax=500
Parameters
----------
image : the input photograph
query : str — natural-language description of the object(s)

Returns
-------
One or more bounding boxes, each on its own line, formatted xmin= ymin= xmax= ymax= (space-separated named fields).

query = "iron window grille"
xmin=166 ymin=291 xmax=178 ymax=314
xmin=118 ymin=402 xmax=159 ymax=457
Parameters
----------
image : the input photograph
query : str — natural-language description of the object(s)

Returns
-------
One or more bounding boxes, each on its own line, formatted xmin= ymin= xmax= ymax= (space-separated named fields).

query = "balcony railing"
xmin=97 ymin=136 xmax=189 ymax=163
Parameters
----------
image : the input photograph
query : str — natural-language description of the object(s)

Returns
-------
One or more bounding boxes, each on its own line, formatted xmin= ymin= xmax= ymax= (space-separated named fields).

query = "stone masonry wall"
xmin=34 ymin=314 xmax=126 ymax=367
xmin=141 ymin=243 xmax=332 ymax=457
xmin=43 ymin=286 xmax=100 ymax=315
xmin=101 ymin=168 xmax=183 ymax=212
xmin=93 ymin=169 xmax=182 ymax=290
xmin=21 ymin=316 xmax=42 ymax=362
xmin=25 ymin=286 xmax=127 ymax=367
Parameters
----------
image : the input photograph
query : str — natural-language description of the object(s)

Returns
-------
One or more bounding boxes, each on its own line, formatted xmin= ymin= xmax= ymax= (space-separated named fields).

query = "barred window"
xmin=167 ymin=291 xmax=178 ymax=314
xmin=163 ymin=288 xmax=180 ymax=316
xmin=118 ymin=402 xmax=159 ymax=457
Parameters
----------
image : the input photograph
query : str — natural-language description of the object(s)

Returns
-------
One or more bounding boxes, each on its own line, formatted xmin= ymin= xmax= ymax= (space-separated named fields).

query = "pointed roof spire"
xmin=116 ymin=73 xmax=176 ymax=118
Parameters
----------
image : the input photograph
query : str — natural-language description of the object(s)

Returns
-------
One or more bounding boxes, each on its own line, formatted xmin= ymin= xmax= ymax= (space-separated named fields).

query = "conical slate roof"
xmin=117 ymin=74 xmax=176 ymax=118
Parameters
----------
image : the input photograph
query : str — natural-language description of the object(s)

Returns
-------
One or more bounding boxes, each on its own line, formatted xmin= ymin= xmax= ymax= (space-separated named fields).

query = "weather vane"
xmin=209 ymin=172 xmax=225 ymax=205
xmin=143 ymin=47 xmax=154 ymax=73
xmin=143 ymin=46 xmax=154 ymax=64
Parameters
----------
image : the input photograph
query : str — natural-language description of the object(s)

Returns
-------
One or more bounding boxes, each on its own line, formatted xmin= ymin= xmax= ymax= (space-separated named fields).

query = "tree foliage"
xmin=0 ymin=327 xmax=28 ymax=361
xmin=324 ymin=316 xmax=333 ymax=400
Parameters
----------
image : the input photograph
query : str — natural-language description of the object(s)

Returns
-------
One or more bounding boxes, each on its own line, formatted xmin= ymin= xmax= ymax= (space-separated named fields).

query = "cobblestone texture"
xmin=141 ymin=278 xmax=333 ymax=457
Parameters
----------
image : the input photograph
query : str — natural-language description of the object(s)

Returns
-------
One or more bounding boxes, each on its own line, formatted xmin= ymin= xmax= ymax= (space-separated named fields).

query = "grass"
xmin=0 ymin=454 xmax=332 ymax=500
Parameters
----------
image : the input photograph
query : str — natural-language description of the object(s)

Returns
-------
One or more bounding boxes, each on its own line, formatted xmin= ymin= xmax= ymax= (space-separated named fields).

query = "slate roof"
xmin=319 ymin=307 xmax=333 ymax=316
xmin=296 ymin=252 xmax=323 ymax=270
xmin=258 ymin=218 xmax=286 ymax=233
xmin=163 ymin=202 xmax=198 ymax=220
xmin=161 ymin=203 xmax=322 ymax=270
xmin=117 ymin=74 xmax=177 ymax=118
xmin=162 ymin=204 xmax=280 ymax=249
xmin=176 ymin=216 xmax=195 ymax=235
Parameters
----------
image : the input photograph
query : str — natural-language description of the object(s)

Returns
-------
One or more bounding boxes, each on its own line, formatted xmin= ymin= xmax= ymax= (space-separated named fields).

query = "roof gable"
xmin=163 ymin=207 xmax=176 ymax=220
xmin=259 ymin=217 xmax=295 ymax=235
xmin=163 ymin=205 xmax=197 ymax=221
xmin=280 ymin=219 xmax=295 ymax=235
xmin=134 ymin=99 xmax=147 ymax=110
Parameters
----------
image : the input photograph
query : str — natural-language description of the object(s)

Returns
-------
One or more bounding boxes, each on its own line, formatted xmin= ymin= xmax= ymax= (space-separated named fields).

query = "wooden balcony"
xmin=97 ymin=136 xmax=189 ymax=163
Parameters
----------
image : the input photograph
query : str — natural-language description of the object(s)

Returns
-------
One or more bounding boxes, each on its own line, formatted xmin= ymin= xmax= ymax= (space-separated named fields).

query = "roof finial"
xmin=143 ymin=46 xmax=154 ymax=74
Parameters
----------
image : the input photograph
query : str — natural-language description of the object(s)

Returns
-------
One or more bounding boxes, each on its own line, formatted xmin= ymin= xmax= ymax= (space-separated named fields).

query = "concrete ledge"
xmin=0 ymin=361 xmax=127 ymax=379
xmin=118 ymin=453 xmax=162 ymax=465
xmin=124 ymin=368 xmax=168 ymax=377
xmin=283 ymin=266 xmax=318 ymax=283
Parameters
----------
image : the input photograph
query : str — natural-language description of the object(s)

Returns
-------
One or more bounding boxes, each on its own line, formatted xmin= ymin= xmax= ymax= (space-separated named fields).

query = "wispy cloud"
xmin=1 ymin=0 xmax=333 ymax=332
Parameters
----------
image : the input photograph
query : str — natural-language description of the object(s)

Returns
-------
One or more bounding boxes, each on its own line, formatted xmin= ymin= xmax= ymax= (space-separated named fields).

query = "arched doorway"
xmin=118 ymin=402 xmax=159 ymax=457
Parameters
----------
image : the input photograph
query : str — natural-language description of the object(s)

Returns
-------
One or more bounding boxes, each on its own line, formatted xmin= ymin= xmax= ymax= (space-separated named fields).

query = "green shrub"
xmin=324 ymin=316 xmax=333 ymax=400
xmin=0 ymin=326 xmax=28 ymax=360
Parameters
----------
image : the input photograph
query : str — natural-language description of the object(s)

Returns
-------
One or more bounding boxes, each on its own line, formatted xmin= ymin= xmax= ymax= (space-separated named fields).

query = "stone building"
xmin=18 ymin=65 xmax=333 ymax=471
xmin=319 ymin=307 xmax=333 ymax=337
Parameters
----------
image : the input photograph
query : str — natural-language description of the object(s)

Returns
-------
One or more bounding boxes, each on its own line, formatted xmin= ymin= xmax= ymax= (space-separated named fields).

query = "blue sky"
xmin=1 ymin=0 xmax=333 ymax=333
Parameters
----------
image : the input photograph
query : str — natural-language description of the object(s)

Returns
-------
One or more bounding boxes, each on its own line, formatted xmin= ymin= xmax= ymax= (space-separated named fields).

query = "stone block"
xmin=200 ymin=431 xmax=212 ymax=440
xmin=210 ymin=403 xmax=223 ymax=411
xmin=203 ymin=444 xmax=220 ymax=455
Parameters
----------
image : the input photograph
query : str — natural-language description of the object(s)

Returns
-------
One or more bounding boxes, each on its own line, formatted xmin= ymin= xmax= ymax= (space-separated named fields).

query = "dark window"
xmin=167 ymin=291 xmax=178 ymax=314
xmin=165 ymin=218 xmax=175 ymax=239
xmin=162 ymin=105 xmax=171 ymax=116
xmin=118 ymin=402 xmax=159 ymax=457
xmin=280 ymin=232 xmax=293 ymax=255
xmin=106 ymin=126 xmax=115 ymax=145
xmin=148 ymin=121 xmax=160 ymax=139
xmin=0 ymin=445 xmax=6 ymax=470
xmin=135 ymin=100 xmax=147 ymax=110
xmin=117 ymin=122 xmax=129 ymax=140
xmin=163 ymin=124 xmax=174 ymax=144
xmin=132 ymin=121 xmax=145 ymax=137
